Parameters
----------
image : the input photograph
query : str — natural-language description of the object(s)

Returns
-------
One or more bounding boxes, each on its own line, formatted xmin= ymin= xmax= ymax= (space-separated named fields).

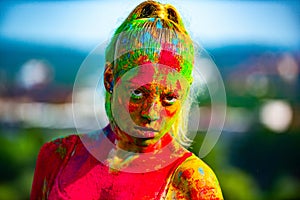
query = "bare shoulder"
xmin=166 ymin=154 xmax=224 ymax=200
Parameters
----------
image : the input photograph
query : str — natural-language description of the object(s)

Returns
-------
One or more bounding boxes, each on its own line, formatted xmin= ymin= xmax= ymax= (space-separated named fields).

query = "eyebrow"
xmin=126 ymin=81 xmax=180 ymax=94
xmin=124 ymin=78 xmax=185 ymax=90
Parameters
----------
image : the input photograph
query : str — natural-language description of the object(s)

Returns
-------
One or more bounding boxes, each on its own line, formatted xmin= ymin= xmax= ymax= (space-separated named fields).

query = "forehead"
xmin=118 ymin=64 xmax=189 ymax=92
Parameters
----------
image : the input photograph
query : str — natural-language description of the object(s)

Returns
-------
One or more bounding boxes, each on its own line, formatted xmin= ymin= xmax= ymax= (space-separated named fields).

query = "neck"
xmin=106 ymin=124 xmax=173 ymax=153
xmin=105 ymin=124 xmax=185 ymax=172
xmin=117 ymin=133 xmax=173 ymax=153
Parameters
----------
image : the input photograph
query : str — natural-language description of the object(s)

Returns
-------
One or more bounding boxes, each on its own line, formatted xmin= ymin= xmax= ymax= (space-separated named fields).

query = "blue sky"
xmin=0 ymin=0 xmax=299 ymax=51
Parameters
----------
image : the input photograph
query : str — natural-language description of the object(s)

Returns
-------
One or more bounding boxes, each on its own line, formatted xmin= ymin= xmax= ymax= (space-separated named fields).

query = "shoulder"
xmin=39 ymin=134 xmax=80 ymax=160
xmin=167 ymin=154 xmax=223 ymax=200
xmin=35 ymin=134 xmax=81 ymax=173
xmin=31 ymin=134 xmax=80 ymax=199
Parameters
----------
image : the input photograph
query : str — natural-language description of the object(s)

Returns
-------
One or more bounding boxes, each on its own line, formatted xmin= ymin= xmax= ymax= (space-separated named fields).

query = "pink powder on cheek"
xmin=165 ymin=108 xmax=177 ymax=118
xmin=128 ymin=102 xmax=140 ymax=113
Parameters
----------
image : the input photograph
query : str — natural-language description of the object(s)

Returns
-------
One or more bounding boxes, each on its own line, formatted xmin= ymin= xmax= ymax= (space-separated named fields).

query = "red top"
xmin=31 ymin=128 xmax=192 ymax=199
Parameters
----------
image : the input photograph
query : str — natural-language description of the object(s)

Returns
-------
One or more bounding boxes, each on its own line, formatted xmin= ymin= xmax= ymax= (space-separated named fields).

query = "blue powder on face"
xmin=198 ymin=167 xmax=204 ymax=175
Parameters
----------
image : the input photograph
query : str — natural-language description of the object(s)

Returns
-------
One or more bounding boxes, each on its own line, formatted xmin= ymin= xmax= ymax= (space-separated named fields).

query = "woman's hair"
xmin=104 ymin=0 xmax=194 ymax=146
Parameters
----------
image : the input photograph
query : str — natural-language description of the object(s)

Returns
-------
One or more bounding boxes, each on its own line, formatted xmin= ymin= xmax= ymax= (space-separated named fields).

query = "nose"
xmin=141 ymin=99 xmax=161 ymax=122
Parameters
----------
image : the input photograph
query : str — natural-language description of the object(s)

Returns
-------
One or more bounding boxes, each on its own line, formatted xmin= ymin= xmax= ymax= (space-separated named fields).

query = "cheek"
xmin=128 ymin=102 xmax=141 ymax=113
xmin=114 ymin=95 xmax=135 ymax=117
xmin=165 ymin=104 xmax=180 ymax=118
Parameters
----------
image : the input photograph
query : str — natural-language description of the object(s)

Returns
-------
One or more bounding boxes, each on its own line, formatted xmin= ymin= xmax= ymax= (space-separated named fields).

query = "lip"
xmin=134 ymin=126 xmax=159 ymax=132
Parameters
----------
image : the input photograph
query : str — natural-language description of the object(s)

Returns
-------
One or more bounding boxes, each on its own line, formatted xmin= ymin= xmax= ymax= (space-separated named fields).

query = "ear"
xmin=104 ymin=65 xmax=114 ymax=93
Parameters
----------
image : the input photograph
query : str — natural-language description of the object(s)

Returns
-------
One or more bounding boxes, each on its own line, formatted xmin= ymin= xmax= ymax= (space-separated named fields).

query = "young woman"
xmin=31 ymin=1 xmax=223 ymax=199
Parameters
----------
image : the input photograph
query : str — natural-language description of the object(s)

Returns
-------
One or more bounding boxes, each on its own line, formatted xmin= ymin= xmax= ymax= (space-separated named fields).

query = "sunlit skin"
xmin=110 ymin=65 xmax=189 ymax=150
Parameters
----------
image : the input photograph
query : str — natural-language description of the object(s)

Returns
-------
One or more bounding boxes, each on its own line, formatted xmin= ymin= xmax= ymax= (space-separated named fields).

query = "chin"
xmin=133 ymin=136 xmax=160 ymax=147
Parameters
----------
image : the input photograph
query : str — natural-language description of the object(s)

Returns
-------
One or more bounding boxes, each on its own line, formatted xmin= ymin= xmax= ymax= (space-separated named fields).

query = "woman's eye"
xmin=163 ymin=95 xmax=177 ymax=105
xmin=130 ymin=89 xmax=143 ymax=99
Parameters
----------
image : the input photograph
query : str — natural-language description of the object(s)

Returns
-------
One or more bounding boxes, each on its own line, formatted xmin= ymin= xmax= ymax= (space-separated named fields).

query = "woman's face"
xmin=111 ymin=64 xmax=189 ymax=146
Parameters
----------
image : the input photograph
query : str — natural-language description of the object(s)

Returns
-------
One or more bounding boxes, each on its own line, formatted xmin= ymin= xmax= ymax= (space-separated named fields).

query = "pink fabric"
xmin=31 ymin=129 xmax=192 ymax=200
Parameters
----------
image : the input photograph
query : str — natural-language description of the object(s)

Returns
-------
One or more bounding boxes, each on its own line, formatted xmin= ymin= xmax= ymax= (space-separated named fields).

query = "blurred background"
xmin=0 ymin=0 xmax=299 ymax=199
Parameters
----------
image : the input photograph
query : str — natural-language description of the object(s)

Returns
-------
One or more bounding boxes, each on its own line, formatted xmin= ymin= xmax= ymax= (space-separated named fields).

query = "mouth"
xmin=134 ymin=126 xmax=159 ymax=138
xmin=134 ymin=126 xmax=159 ymax=132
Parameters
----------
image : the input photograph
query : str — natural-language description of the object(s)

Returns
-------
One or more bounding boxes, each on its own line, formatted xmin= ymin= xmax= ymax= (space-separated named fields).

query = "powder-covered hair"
xmin=104 ymin=0 xmax=194 ymax=146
